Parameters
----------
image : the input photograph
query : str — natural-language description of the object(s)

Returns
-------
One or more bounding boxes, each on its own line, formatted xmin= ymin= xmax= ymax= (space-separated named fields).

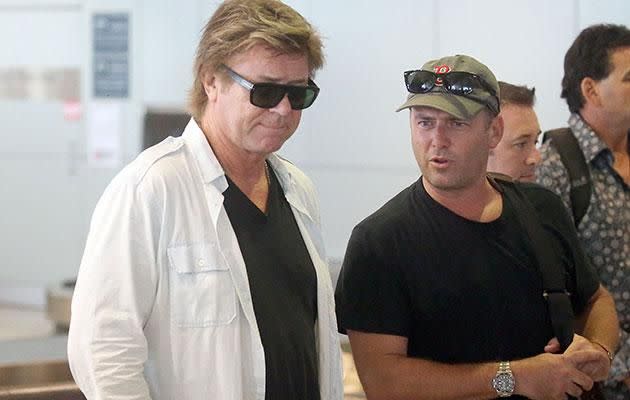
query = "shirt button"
xmin=197 ymin=259 xmax=206 ymax=267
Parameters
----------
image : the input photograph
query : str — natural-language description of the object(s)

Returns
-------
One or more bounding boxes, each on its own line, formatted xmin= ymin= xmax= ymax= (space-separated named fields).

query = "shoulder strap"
xmin=490 ymin=176 xmax=575 ymax=351
xmin=543 ymin=128 xmax=592 ymax=227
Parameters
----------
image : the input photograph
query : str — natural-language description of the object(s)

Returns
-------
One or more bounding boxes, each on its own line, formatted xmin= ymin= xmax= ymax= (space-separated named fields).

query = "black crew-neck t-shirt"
xmin=336 ymin=178 xmax=599 ymax=366
xmin=223 ymin=165 xmax=320 ymax=400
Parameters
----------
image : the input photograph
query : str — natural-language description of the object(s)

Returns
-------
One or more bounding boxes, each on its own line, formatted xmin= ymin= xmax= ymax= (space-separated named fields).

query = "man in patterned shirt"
xmin=537 ymin=23 xmax=630 ymax=400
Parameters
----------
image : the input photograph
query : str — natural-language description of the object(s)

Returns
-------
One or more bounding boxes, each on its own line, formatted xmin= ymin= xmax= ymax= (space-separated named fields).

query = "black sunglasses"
xmin=221 ymin=64 xmax=320 ymax=110
xmin=404 ymin=70 xmax=500 ymax=114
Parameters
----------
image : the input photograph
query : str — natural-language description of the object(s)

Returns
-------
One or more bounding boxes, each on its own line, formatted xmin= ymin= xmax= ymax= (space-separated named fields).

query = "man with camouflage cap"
xmin=335 ymin=54 xmax=619 ymax=399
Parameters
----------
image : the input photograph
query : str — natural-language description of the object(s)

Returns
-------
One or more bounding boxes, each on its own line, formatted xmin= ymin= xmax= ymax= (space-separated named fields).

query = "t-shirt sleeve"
xmin=334 ymin=223 xmax=411 ymax=337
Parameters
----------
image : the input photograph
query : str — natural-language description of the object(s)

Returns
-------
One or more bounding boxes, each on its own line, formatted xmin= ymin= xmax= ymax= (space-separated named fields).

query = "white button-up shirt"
xmin=68 ymin=119 xmax=343 ymax=400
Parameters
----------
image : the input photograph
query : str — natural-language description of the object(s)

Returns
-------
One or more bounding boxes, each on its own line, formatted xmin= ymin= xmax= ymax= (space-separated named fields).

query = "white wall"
xmin=131 ymin=0 xmax=630 ymax=259
xmin=1 ymin=0 xmax=628 ymax=293
xmin=277 ymin=0 xmax=630 ymax=257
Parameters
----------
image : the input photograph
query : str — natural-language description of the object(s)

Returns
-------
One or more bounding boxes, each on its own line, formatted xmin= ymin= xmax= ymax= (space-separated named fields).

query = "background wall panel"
xmin=1 ymin=0 xmax=628 ymax=299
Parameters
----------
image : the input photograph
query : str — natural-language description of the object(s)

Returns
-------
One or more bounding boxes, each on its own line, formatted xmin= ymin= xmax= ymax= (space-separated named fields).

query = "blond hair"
xmin=188 ymin=0 xmax=324 ymax=121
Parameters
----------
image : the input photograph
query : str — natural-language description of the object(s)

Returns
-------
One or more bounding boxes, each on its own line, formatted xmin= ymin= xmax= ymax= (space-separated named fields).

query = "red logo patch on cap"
xmin=433 ymin=65 xmax=450 ymax=86
xmin=433 ymin=65 xmax=451 ymax=74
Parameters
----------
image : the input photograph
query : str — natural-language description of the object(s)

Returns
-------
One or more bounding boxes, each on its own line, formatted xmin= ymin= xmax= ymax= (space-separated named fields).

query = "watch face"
xmin=493 ymin=372 xmax=515 ymax=394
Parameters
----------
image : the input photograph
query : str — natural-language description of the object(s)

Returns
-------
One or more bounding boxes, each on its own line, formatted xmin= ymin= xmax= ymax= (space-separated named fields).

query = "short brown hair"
xmin=188 ymin=0 xmax=325 ymax=121
xmin=498 ymin=81 xmax=536 ymax=108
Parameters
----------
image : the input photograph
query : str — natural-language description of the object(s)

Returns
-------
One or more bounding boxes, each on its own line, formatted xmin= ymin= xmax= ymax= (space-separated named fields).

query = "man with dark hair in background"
xmin=536 ymin=24 xmax=630 ymax=399
xmin=67 ymin=1 xmax=343 ymax=399
xmin=487 ymin=81 xmax=541 ymax=181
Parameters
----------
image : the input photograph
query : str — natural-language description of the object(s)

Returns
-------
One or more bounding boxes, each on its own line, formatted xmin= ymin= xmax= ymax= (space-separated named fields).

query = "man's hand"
xmin=544 ymin=335 xmax=611 ymax=381
xmin=512 ymin=352 xmax=594 ymax=399
xmin=543 ymin=337 xmax=562 ymax=354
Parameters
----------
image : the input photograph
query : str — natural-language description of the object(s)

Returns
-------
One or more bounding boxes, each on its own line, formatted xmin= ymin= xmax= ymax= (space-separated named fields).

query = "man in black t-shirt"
xmin=335 ymin=54 xmax=619 ymax=399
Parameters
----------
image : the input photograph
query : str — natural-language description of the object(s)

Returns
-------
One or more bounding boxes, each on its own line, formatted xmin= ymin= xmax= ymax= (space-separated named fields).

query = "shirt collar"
xmin=181 ymin=118 xmax=227 ymax=190
xmin=568 ymin=113 xmax=612 ymax=163
xmin=181 ymin=118 xmax=302 ymax=209
xmin=267 ymin=154 xmax=294 ymax=193
xmin=267 ymin=155 xmax=314 ymax=222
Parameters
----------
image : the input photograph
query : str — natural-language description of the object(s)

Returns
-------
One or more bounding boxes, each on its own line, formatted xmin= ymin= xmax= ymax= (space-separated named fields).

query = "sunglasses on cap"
xmin=404 ymin=70 xmax=500 ymax=114
xmin=221 ymin=64 xmax=320 ymax=110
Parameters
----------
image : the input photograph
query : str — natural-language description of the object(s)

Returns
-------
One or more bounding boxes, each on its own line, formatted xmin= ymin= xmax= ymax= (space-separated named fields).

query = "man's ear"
xmin=488 ymin=114 xmax=504 ymax=149
xmin=203 ymin=70 xmax=220 ymax=103
xmin=580 ymin=77 xmax=601 ymax=107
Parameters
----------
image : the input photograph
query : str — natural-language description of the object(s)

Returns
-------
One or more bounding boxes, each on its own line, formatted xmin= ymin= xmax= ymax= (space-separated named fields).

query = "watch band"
xmin=497 ymin=361 xmax=511 ymax=373
xmin=492 ymin=361 xmax=515 ymax=397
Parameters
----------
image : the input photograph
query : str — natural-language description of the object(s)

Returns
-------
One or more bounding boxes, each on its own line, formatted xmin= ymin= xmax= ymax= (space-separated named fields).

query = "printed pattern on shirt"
xmin=537 ymin=113 xmax=630 ymax=400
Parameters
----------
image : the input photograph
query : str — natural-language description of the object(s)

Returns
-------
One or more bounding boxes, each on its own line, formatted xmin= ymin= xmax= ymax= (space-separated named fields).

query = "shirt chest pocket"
xmin=167 ymin=243 xmax=237 ymax=327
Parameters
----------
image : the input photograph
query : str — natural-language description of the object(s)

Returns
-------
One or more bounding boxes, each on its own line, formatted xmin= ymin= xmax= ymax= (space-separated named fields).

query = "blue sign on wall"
xmin=93 ymin=13 xmax=129 ymax=98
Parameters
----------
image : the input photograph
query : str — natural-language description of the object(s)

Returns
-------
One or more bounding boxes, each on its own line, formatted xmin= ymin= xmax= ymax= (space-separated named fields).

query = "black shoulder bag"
xmin=543 ymin=128 xmax=592 ymax=227
xmin=488 ymin=175 xmax=603 ymax=399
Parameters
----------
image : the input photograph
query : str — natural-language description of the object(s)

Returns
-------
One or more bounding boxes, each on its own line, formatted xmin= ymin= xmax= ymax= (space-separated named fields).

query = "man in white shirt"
xmin=67 ymin=1 xmax=343 ymax=399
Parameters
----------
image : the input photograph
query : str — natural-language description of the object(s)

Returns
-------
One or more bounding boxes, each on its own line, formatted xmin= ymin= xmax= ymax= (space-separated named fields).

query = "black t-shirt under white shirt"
xmin=223 ymin=164 xmax=320 ymax=400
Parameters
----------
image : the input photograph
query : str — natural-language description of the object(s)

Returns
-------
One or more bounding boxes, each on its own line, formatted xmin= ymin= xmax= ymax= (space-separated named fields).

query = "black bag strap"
xmin=488 ymin=175 xmax=575 ymax=351
xmin=544 ymin=128 xmax=592 ymax=227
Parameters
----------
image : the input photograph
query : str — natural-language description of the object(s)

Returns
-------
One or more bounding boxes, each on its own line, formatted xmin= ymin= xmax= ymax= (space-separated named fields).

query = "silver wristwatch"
xmin=492 ymin=361 xmax=515 ymax=397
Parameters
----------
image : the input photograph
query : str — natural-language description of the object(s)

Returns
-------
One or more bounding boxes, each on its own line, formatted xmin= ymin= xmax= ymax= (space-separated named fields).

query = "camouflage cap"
xmin=396 ymin=54 xmax=500 ymax=119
